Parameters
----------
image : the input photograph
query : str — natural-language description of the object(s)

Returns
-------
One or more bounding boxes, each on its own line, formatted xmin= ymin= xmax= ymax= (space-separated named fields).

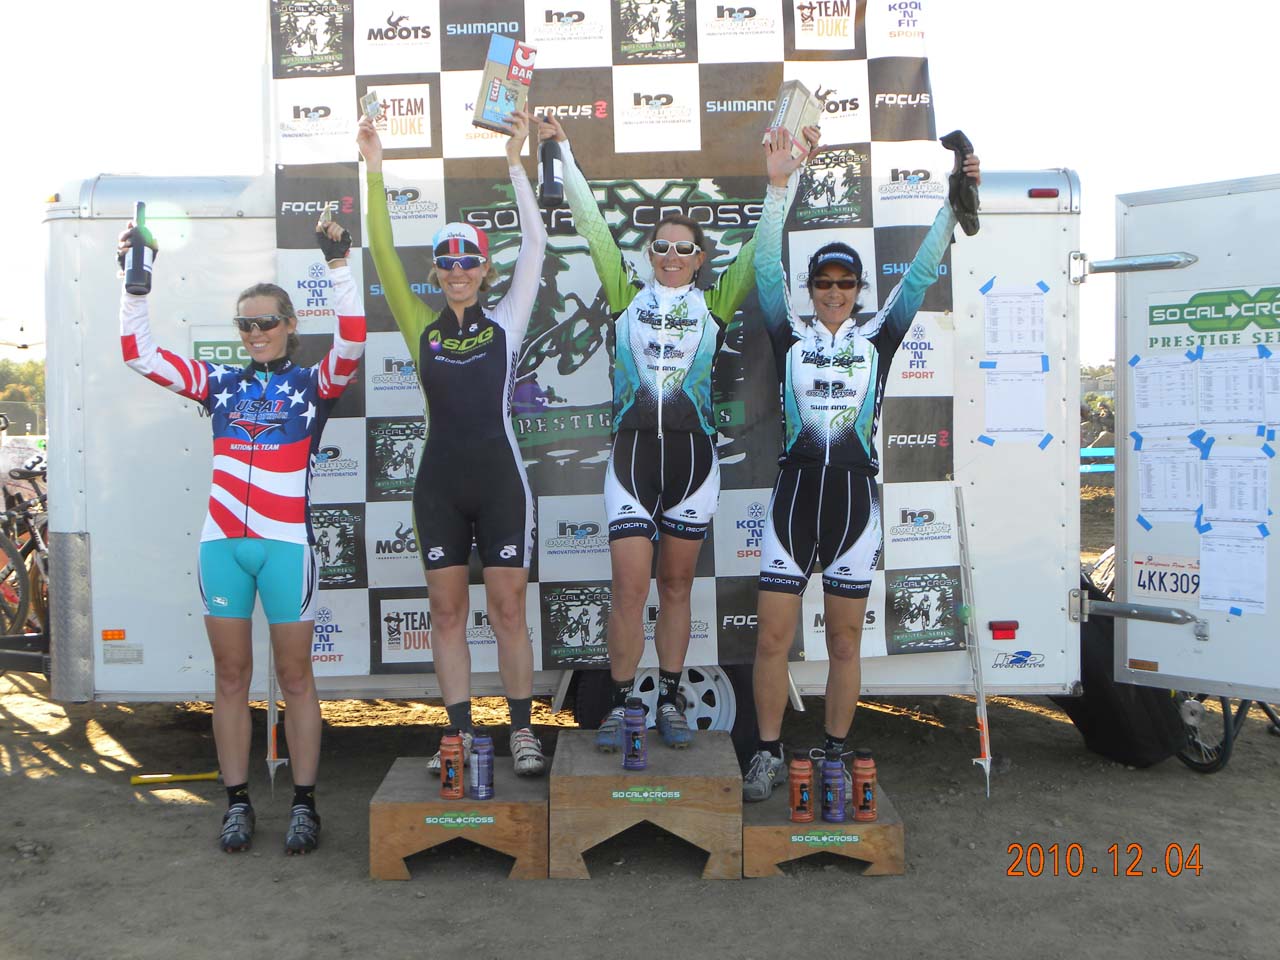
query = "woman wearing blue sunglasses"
xmin=358 ymin=110 xmax=549 ymax=777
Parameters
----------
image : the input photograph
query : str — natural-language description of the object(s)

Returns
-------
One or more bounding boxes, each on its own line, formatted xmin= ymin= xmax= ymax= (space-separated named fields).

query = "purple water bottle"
xmin=622 ymin=697 xmax=647 ymax=770
xmin=821 ymin=750 xmax=847 ymax=823
xmin=469 ymin=734 xmax=494 ymax=800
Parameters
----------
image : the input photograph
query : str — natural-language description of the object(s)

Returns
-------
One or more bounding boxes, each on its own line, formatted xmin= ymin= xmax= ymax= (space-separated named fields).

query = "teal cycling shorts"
xmin=197 ymin=538 xmax=318 ymax=624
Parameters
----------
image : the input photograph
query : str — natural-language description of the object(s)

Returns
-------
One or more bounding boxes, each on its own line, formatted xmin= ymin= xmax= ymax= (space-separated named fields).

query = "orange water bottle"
xmin=852 ymin=748 xmax=877 ymax=822
xmin=439 ymin=730 xmax=464 ymax=800
xmin=788 ymin=752 xmax=814 ymax=823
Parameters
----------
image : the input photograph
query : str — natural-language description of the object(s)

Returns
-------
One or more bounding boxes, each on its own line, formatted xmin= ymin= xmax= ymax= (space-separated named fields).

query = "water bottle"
xmin=538 ymin=132 xmax=564 ymax=209
xmin=820 ymin=750 xmax=846 ymax=823
xmin=622 ymin=697 xmax=647 ymax=770
xmin=852 ymin=748 xmax=877 ymax=822
xmin=469 ymin=734 xmax=495 ymax=800
xmin=124 ymin=201 xmax=154 ymax=295
xmin=439 ymin=730 xmax=464 ymax=800
xmin=788 ymin=752 xmax=814 ymax=823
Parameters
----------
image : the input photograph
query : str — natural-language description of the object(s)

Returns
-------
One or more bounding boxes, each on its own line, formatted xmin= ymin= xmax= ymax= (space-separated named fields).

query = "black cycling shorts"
xmin=605 ymin=429 xmax=720 ymax=542
xmin=413 ymin=446 xmax=534 ymax=570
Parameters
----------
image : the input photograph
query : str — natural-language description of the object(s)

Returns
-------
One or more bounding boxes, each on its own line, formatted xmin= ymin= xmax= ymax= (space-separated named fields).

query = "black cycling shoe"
xmin=219 ymin=802 xmax=255 ymax=853
xmin=284 ymin=804 xmax=321 ymax=855
xmin=940 ymin=129 xmax=980 ymax=237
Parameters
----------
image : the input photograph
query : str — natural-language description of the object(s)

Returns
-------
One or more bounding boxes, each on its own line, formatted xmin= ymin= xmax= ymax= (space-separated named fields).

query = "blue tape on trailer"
xmin=1263 ymin=444 xmax=1276 ymax=458
xmin=1259 ymin=344 xmax=1273 ymax=359
xmin=1039 ymin=433 xmax=1053 ymax=450
xmin=1129 ymin=431 xmax=1143 ymax=451
xmin=979 ymin=276 xmax=996 ymax=295
xmin=1259 ymin=524 xmax=1270 ymax=538
xmin=1040 ymin=354 xmax=1050 ymax=372
xmin=1128 ymin=354 xmax=1141 ymax=367
xmin=979 ymin=360 xmax=997 ymax=369
xmin=1194 ymin=504 xmax=1204 ymax=526
xmin=1229 ymin=606 xmax=1243 ymax=617
xmin=977 ymin=434 xmax=996 ymax=446
xmin=1197 ymin=522 xmax=1214 ymax=533
xmin=1269 ymin=430 xmax=1276 ymax=442
xmin=1199 ymin=437 xmax=1215 ymax=459
xmin=1036 ymin=280 xmax=1050 ymax=293
xmin=1136 ymin=515 xmax=1152 ymax=531
xmin=1258 ymin=425 xmax=1267 ymax=437
xmin=1188 ymin=429 xmax=1206 ymax=445
xmin=1185 ymin=347 xmax=1200 ymax=362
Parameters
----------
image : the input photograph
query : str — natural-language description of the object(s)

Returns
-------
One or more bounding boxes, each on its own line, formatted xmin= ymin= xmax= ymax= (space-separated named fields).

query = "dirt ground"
xmin=5 ymin=488 xmax=1277 ymax=959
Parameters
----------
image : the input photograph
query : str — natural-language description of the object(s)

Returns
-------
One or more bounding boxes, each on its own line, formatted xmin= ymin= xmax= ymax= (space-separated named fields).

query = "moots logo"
xmin=898 ymin=323 xmax=935 ymax=380
xmin=374 ymin=520 xmax=418 ymax=558
xmin=797 ymin=0 xmax=853 ymax=38
xmin=367 ymin=11 xmax=431 ymax=40
xmin=311 ymin=606 xmax=346 ymax=664
xmin=311 ymin=505 xmax=365 ymax=587
xmin=992 ymin=650 xmax=1047 ymax=669
xmin=888 ymin=505 xmax=952 ymax=543
xmin=314 ymin=443 xmax=358 ymax=479
xmin=817 ymin=86 xmax=861 ymax=118
xmin=795 ymin=146 xmax=869 ymax=226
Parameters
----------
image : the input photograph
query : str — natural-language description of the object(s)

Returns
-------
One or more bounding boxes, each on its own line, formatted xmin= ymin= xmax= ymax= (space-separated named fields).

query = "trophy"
xmin=763 ymin=80 xmax=826 ymax=159
xmin=473 ymin=35 xmax=537 ymax=133
xmin=360 ymin=90 xmax=383 ymax=121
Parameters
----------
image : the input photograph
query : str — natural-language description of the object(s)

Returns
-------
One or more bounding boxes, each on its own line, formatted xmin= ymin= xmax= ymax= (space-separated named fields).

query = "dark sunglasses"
xmin=812 ymin=278 xmax=861 ymax=290
xmin=649 ymin=239 xmax=700 ymax=257
xmin=233 ymin=314 xmax=285 ymax=332
xmin=434 ymin=255 xmax=487 ymax=271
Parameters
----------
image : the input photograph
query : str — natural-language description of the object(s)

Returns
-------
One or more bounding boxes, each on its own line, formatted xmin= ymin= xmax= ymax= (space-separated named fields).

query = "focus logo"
xmin=886 ymin=432 xmax=948 ymax=448
xmin=535 ymin=102 xmax=610 ymax=119
xmin=280 ymin=197 xmax=353 ymax=216
xmin=874 ymin=92 xmax=931 ymax=107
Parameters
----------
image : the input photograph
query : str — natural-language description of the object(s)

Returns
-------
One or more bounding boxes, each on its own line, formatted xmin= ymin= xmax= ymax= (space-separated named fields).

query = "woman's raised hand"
xmin=356 ymin=116 xmax=384 ymax=170
xmin=765 ymin=124 xmax=821 ymax=187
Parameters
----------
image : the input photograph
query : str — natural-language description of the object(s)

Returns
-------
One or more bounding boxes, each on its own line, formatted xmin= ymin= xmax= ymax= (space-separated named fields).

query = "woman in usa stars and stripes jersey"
xmin=117 ymin=216 xmax=365 ymax=855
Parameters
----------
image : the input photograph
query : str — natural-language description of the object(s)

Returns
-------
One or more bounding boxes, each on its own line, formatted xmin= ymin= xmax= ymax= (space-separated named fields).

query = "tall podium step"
xmin=549 ymin=729 xmax=742 ymax=879
xmin=742 ymin=779 xmax=905 ymax=877
xmin=369 ymin=757 xmax=548 ymax=880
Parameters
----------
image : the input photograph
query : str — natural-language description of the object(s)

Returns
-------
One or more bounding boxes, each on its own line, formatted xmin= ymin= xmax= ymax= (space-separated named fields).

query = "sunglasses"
xmin=649 ymin=239 xmax=700 ymax=257
xmin=434 ymin=255 xmax=487 ymax=271
xmin=233 ymin=315 xmax=285 ymax=332
xmin=812 ymin=278 xmax=861 ymax=290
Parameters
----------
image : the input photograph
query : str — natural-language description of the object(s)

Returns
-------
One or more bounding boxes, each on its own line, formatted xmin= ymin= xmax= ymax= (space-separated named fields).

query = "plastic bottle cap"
xmin=854 ymin=748 xmax=873 ymax=759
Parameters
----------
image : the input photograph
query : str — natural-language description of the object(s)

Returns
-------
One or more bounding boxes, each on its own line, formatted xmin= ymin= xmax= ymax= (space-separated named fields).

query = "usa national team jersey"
xmin=120 ymin=265 xmax=366 ymax=544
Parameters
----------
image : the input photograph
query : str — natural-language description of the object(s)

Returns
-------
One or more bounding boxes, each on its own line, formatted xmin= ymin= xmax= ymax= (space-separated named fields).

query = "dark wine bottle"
xmin=124 ymin=201 xmax=154 ymax=295
xmin=538 ymin=136 xmax=564 ymax=209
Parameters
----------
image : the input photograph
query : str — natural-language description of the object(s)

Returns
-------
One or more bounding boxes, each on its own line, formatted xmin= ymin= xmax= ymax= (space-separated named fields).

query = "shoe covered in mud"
xmin=742 ymin=750 xmax=787 ymax=802
xmin=595 ymin=706 xmax=626 ymax=752
xmin=219 ymin=802 xmax=255 ymax=853
xmin=284 ymin=805 xmax=321 ymax=855
xmin=940 ymin=129 xmax=980 ymax=237
xmin=655 ymin=700 xmax=693 ymax=749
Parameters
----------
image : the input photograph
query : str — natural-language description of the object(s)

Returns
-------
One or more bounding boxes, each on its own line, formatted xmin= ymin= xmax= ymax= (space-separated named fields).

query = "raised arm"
xmin=753 ymin=181 xmax=793 ymax=337
xmin=491 ymin=111 xmax=548 ymax=344
xmin=316 ymin=259 xmax=367 ymax=399
xmin=542 ymin=117 xmax=639 ymax=314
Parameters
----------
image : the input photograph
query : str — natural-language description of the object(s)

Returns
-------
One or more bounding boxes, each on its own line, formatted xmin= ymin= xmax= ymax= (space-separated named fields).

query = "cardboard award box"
xmin=473 ymin=35 xmax=537 ymax=134
xmin=763 ymin=79 xmax=823 ymax=159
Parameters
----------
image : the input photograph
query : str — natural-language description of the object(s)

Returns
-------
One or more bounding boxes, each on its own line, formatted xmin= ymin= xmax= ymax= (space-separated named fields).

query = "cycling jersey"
xmin=119 ymin=265 xmax=366 ymax=545
xmin=559 ymin=138 xmax=757 ymax=437
xmin=365 ymin=164 xmax=547 ymax=568
xmin=754 ymin=182 xmax=957 ymax=473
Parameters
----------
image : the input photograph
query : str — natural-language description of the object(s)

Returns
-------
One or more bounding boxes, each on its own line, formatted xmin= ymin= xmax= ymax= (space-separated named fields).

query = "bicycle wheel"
xmin=1174 ymin=692 xmax=1235 ymax=773
xmin=0 ymin=532 xmax=29 ymax=636
xmin=23 ymin=514 xmax=48 ymax=632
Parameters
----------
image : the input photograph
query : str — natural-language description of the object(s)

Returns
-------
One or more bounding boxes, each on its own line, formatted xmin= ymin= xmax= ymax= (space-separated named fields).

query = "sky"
xmin=4 ymin=0 xmax=1277 ymax=364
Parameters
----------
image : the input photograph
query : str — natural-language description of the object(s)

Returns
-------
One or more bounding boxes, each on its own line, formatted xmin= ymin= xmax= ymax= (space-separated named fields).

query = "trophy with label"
xmin=360 ymin=90 xmax=383 ymax=122
xmin=763 ymin=79 xmax=825 ymax=159
xmin=472 ymin=35 xmax=537 ymax=133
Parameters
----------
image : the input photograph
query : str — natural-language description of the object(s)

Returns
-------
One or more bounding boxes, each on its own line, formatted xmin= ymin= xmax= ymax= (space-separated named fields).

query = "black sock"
xmin=445 ymin=700 xmax=473 ymax=733
xmin=226 ymin=783 xmax=250 ymax=808
xmin=508 ymin=696 xmax=532 ymax=731
xmin=292 ymin=784 xmax=316 ymax=812
xmin=758 ymin=738 xmax=783 ymax=759
xmin=823 ymin=732 xmax=846 ymax=759
xmin=657 ymin=669 xmax=682 ymax=707
xmin=610 ymin=677 xmax=635 ymax=709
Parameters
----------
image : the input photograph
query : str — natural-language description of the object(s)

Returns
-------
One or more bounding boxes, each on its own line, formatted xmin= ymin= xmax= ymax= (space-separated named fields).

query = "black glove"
xmin=939 ymin=130 xmax=980 ymax=237
xmin=316 ymin=224 xmax=352 ymax=262
xmin=117 ymin=226 xmax=158 ymax=270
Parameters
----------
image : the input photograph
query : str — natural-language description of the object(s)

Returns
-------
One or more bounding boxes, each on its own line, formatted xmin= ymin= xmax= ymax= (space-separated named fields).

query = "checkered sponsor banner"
xmin=269 ymin=0 xmax=960 ymax=672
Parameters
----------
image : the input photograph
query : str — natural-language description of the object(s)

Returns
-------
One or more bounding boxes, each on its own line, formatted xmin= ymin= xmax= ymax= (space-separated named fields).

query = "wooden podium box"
xmin=369 ymin=757 xmax=548 ymax=880
xmin=549 ymin=729 xmax=742 ymax=879
xmin=742 ymin=779 xmax=905 ymax=877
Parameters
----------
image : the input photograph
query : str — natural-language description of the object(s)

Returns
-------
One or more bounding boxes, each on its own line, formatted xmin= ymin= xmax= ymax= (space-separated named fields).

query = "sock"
xmin=823 ymin=732 xmax=846 ymax=759
xmin=292 ymin=784 xmax=316 ymax=812
xmin=657 ymin=669 xmax=682 ymax=707
xmin=445 ymin=700 xmax=473 ymax=733
xmin=610 ymin=677 xmax=635 ymax=709
xmin=758 ymin=738 xmax=783 ymax=759
xmin=226 ymin=783 xmax=251 ymax=808
xmin=508 ymin=696 xmax=532 ymax=731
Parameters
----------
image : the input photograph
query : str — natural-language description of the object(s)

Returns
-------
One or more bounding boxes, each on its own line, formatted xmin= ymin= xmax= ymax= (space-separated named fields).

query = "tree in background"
xmin=0 ymin=359 xmax=46 ymax=434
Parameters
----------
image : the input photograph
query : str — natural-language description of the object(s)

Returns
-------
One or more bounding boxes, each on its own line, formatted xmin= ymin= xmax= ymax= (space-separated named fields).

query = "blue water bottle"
xmin=470 ymin=734 xmax=495 ymax=800
xmin=820 ymin=750 xmax=847 ymax=823
xmin=623 ymin=697 xmax=647 ymax=770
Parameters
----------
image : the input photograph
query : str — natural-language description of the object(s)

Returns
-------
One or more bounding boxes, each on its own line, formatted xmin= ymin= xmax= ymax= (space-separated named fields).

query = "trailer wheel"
xmin=572 ymin=665 xmax=757 ymax=763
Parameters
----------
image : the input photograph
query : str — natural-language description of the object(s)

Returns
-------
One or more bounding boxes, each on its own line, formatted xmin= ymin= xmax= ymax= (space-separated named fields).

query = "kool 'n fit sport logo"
xmin=790 ymin=829 xmax=862 ymax=846
xmin=611 ymin=786 xmax=682 ymax=803
xmin=423 ymin=811 xmax=496 ymax=829
xmin=1148 ymin=288 xmax=1280 ymax=332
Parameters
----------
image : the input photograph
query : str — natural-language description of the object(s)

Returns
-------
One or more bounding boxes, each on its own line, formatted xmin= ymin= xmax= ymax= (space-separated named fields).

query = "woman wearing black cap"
xmin=358 ymin=110 xmax=549 ymax=777
xmin=742 ymin=129 xmax=981 ymax=802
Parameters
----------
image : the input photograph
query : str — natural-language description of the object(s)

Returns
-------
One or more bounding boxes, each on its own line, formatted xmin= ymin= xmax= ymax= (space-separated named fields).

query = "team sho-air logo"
xmin=619 ymin=0 xmax=691 ymax=59
xmin=1148 ymin=288 xmax=1280 ymax=332
xmin=791 ymin=828 xmax=861 ymax=845
xmin=370 ymin=421 xmax=424 ymax=494
xmin=274 ymin=1 xmax=352 ymax=75
xmin=887 ymin=568 xmax=961 ymax=654
xmin=611 ymin=786 xmax=682 ymax=802
xmin=312 ymin=606 xmax=345 ymax=664
xmin=889 ymin=505 xmax=951 ymax=543
xmin=796 ymin=146 xmax=869 ymax=226
xmin=424 ymin=812 xmax=496 ymax=829
xmin=311 ymin=506 xmax=361 ymax=584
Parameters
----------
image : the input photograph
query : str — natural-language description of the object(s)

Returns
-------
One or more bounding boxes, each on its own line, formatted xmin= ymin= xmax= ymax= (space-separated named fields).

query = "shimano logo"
xmin=447 ymin=21 xmax=519 ymax=36
xmin=706 ymin=98 xmax=775 ymax=113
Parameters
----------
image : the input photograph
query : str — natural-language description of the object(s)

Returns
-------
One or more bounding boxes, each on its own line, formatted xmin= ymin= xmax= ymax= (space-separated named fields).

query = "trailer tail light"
xmin=1028 ymin=188 xmax=1060 ymax=199
xmin=102 ymin=629 xmax=127 ymax=641
xmin=988 ymin=620 xmax=1019 ymax=640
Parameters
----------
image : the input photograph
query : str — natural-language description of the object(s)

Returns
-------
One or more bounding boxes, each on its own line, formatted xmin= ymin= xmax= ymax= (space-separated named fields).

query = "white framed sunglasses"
xmin=649 ymin=238 xmax=700 ymax=257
